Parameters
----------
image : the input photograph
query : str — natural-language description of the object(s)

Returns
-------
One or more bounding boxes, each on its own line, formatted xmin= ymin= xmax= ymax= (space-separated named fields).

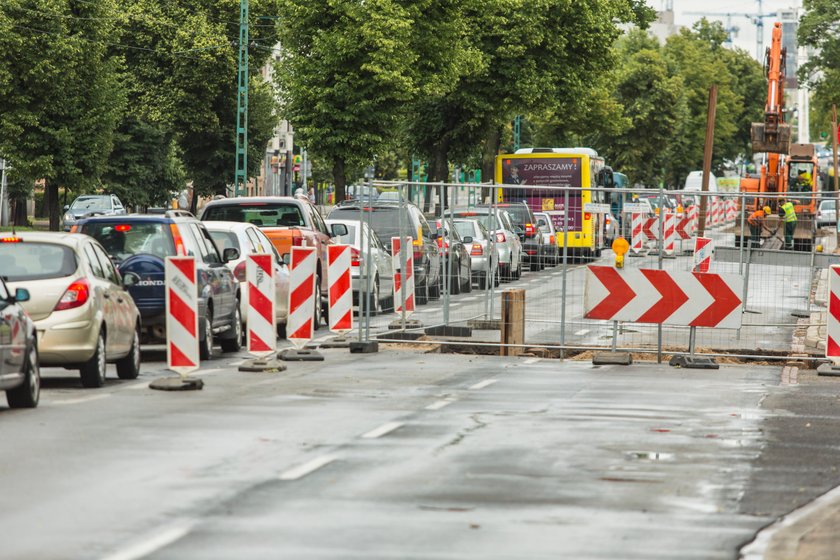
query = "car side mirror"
xmin=330 ymin=223 xmax=348 ymax=237
xmin=281 ymin=253 xmax=291 ymax=266
xmin=462 ymin=236 xmax=473 ymax=243
xmin=222 ymin=247 xmax=240 ymax=263
xmin=14 ymin=288 xmax=30 ymax=302
xmin=63 ymin=205 xmax=70 ymax=211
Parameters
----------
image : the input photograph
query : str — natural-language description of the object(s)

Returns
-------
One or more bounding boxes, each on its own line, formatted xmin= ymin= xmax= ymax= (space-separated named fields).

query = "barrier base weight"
xmin=592 ymin=351 xmax=633 ymax=366
xmin=389 ymin=319 xmax=423 ymax=330
xmin=279 ymin=348 xmax=325 ymax=361
xmin=349 ymin=341 xmax=379 ymax=354
xmin=424 ymin=325 xmax=473 ymax=337
xmin=467 ymin=319 xmax=501 ymax=330
xmin=149 ymin=376 xmax=204 ymax=391
xmin=320 ymin=335 xmax=353 ymax=349
xmin=669 ymin=355 xmax=719 ymax=369
xmin=817 ymin=363 xmax=840 ymax=377
xmin=239 ymin=356 xmax=287 ymax=373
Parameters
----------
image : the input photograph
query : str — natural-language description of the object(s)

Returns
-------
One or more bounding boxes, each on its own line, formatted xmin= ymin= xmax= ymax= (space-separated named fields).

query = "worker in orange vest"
xmin=747 ymin=206 xmax=772 ymax=248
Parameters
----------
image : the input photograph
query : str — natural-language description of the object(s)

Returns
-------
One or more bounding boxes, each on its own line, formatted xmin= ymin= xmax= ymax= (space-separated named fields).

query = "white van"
xmin=682 ymin=170 xmax=717 ymax=206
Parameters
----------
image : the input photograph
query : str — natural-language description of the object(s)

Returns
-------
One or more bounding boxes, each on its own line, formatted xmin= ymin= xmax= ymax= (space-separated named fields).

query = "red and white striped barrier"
xmin=663 ymin=210 xmax=676 ymax=254
xmin=165 ymin=256 xmax=199 ymax=375
xmin=246 ymin=254 xmax=276 ymax=357
xmin=643 ymin=217 xmax=659 ymax=241
xmin=693 ymin=236 xmax=713 ymax=273
xmin=631 ymin=213 xmax=645 ymax=254
xmin=391 ymin=237 xmax=415 ymax=314
xmin=287 ymin=246 xmax=317 ymax=348
xmin=328 ymin=245 xmax=353 ymax=333
xmin=676 ymin=213 xmax=693 ymax=240
xmin=827 ymin=266 xmax=840 ymax=359
xmin=726 ymin=199 xmax=737 ymax=223
xmin=688 ymin=205 xmax=698 ymax=234
xmin=584 ymin=266 xmax=742 ymax=328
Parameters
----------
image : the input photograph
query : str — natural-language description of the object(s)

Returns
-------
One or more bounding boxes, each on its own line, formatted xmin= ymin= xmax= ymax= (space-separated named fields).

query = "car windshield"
xmin=497 ymin=204 xmax=531 ymax=225
xmin=0 ymin=242 xmax=77 ymax=282
xmin=452 ymin=212 xmax=498 ymax=231
xmin=453 ymin=221 xmax=475 ymax=238
xmin=203 ymin=203 xmax=306 ymax=228
xmin=208 ymin=231 xmax=241 ymax=254
xmin=329 ymin=207 xmax=411 ymax=242
xmin=71 ymin=196 xmax=111 ymax=211
xmin=80 ymin=222 xmax=175 ymax=262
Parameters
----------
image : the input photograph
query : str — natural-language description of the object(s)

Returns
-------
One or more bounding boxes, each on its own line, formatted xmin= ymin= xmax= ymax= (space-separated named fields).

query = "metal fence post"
xmin=398 ymin=183 xmax=407 ymax=330
xmin=442 ymin=182 xmax=450 ymax=326
xmin=560 ymin=187 xmax=570 ymax=359
xmin=657 ymin=187 xmax=665 ymax=363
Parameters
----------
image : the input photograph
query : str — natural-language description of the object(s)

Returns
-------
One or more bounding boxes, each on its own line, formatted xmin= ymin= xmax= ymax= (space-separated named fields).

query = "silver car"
xmin=63 ymin=195 xmax=126 ymax=231
xmin=817 ymin=199 xmax=836 ymax=227
xmin=205 ymin=222 xmax=290 ymax=338
xmin=453 ymin=219 xmax=499 ymax=288
xmin=534 ymin=212 xmax=560 ymax=267
xmin=451 ymin=208 xmax=523 ymax=281
xmin=325 ymin=218 xmax=394 ymax=314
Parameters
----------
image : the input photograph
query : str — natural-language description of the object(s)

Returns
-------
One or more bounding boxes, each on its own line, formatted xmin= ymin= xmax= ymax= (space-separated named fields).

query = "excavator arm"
xmin=751 ymin=22 xmax=791 ymax=154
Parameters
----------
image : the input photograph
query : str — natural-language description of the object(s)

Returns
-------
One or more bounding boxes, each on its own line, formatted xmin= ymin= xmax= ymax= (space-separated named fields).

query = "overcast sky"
xmin=652 ymin=0 xmax=803 ymax=59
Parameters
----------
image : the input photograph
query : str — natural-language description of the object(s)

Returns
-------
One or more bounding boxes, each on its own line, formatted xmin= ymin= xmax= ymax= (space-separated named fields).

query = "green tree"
xmin=0 ymin=0 xmax=125 ymax=229
xmin=274 ymin=0 xmax=423 ymax=202
xmin=799 ymin=0 xmax=840 ymax=142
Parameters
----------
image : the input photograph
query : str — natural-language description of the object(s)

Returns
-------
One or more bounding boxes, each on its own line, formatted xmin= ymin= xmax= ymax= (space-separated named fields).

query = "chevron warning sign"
xmin=584 ymin=265 xmax=742 ymax=328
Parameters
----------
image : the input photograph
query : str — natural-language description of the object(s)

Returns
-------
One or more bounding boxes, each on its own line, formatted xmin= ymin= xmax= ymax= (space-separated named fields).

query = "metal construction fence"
xmin=340 ymin=180 xmax=837 ymax=362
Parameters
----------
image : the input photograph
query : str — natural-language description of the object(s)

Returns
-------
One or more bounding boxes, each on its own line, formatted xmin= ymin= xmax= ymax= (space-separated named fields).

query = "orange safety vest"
xmin=747 ymin=209 xmax=765 ymax=226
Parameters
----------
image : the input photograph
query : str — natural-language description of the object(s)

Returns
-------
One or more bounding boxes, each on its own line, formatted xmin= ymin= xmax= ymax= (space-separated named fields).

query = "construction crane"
xmin=738 ymin=22 xmax=820 ymax=252
xmin=685 ymin=0 xmax=775 ymax=60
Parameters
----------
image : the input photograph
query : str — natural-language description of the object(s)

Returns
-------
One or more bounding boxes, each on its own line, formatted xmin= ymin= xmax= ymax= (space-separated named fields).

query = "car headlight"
xmin=63 ymin=213 xmax=74 ymax=222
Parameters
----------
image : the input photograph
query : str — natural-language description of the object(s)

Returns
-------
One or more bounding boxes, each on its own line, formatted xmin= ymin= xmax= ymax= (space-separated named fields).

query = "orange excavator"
xmin=739 ymin=22 xmax=819 ymax=251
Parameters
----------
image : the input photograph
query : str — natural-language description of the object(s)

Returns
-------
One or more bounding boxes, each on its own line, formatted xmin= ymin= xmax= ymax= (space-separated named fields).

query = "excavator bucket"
xmin=751 ymin=122 xmax=792 ymax=154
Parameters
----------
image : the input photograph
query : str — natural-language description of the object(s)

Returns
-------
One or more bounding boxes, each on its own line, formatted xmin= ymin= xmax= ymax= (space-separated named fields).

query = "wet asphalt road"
xmin=4 ymin=345 xmax=839 ymax=559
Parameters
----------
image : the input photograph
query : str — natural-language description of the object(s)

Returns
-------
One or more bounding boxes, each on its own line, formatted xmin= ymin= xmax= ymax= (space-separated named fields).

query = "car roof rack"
xmin=165 ymin=209 xmax=195 ymax=219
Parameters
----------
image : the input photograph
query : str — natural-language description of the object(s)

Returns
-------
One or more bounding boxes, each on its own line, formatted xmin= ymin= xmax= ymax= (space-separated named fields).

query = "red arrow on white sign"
xmin=675 ymin=216 xmax=693 ymax=240
xmin=643 ymin=217 xmax=659 ymax=241
xmin=584 ymin=266 xmax=742 ymax=328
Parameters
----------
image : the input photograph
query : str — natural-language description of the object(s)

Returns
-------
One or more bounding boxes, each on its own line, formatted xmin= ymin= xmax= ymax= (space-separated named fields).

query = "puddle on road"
xmin=624 ymin=451 xmax=675 ymax=462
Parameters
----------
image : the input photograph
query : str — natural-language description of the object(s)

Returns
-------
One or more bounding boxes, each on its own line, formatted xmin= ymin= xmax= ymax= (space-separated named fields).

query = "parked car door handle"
xmin=117 ymin=297 xmax=125 ymax=304
xmin=103 ymin=292 xmax=111 ymax=299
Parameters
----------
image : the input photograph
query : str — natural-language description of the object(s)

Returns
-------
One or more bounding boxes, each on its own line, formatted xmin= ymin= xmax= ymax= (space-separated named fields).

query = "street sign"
xmin=583 ymin=203 xmax=610 ymax=214
xmin=327 ymin=245 xmax=353 ymax=333
xmin=694 ymin=237 xmax=713 ymax=272
xmin=165 ymin=256 xmax=199 ymax=375
xmin=623 ymin=203 xmax=649 ymax=214
xmin=246 ymin=254 xmax=276 ymax=357
xmin=584 ymin=266 xmax=742 ymax=328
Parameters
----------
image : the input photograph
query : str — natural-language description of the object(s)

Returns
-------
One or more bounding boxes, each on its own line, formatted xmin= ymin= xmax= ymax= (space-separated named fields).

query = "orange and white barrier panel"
xmin=631 ymin=213 xmax=645 ymax=254
xmin=328 ymin=245 xmax=353 ymax=333
xmin=663 ymin=210 xmax=676 ymax=254
xmin=391 ymin=237 xmax=415 ymax=314
xmin=246 ymin=254 xmax=276 ymax=357
xmin=165 ymin=256 xmax=199 ymax=375
xmin=287 ymin=246 xmax=317 ymax=347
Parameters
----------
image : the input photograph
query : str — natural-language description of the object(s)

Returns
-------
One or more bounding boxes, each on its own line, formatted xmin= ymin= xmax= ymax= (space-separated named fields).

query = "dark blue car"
xmin=76 ymin=211 xmax=243 ymax=359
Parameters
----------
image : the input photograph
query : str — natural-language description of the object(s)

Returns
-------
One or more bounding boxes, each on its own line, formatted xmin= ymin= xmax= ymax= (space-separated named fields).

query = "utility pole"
xmin=233 ymin=0 xmax=249 ymax=197
xmin=698 ymin=85 xmax=718 ymax=238
xmin=0 ymin=159 xmax=9 ymax=227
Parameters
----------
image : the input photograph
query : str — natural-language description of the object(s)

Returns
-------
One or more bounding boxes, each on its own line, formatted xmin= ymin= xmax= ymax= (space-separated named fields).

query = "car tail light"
xmin=549 ymin=235 xmax=555 ymax=245
xmin=470 ymin=243 xmax=483 ymax=256
xmin=350 ymin=247 xmax=362 ymax=267
xmin=496 ymin=232 xmax=506 ymax=243
xmin=291 ymin=233 xmax=304 ymax=246
xmin=115 ymin=224 xmax=132 ymax=232
xmin=169 ymin=224 xmax=185 ymax=255
xmin=525 ymin=223 xmax=535 ymax=237
xmin=525 ymin=249 xmax=537 ymax=255
xmin=605 ymin=215 xmax=611 ymax=224
xmin=0 ymin=236 xmax=22 ymax=243
xmin=233 ymin=261 xmax=246 ymax=282
xmin=412 ymin=238 xmax=423 ymax=260
xmin=54 ymin=278 xmax=90 ymax=311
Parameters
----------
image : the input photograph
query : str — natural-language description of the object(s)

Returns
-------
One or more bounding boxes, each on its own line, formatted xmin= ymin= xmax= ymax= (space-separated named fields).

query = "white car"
xmin=325 ymin=218 xmax=394 ymax=314
xmin=452 ymin=208 xmax=523 ymax=281
xmin=205 ymin=222 xmax=290 ymax=338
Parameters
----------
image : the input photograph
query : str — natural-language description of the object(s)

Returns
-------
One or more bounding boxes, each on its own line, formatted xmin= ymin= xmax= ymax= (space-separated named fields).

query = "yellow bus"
xmin=495 ymin=148 xmax=613 ymax=259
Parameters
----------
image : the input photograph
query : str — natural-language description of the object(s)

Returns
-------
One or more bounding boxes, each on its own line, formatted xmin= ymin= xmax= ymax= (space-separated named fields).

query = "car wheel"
xmin=449 ymin=262 xmax=461 ymax=295
xmin=494 ymin=267 xmax=501 ymax=287
xmin=370 ymin=276 xmax=383 ymax=316
xmin=477 ymin=273 xmax=487 ymax=290
xmin=116 ymin=323 xmax=141 ymax=380
xmin=7 ymin=341 xmax=40 ymax=408
xmin=313 ymin=275 xmax=323 ymax=330
xmin=220 ymin=304 xmax=243 ymax=353
xmin=417 ymin=277 xmax=430 ymax=305
xmin=463 ymin=267 xmax=472 ymax=293
xmin=199 ymin=309 xmax=215 ymax=361
xmin=80 ymin=329 xmax=107 ymax=388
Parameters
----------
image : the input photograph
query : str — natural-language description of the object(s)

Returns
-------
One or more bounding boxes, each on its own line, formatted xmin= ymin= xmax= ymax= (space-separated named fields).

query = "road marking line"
xmin=279 ymin=455 xmax=337 ymax=481
xmin=460 ymin=296 xmax=478 ymax=302
xmin=123 ymin=382 xmax=150 ymax=391
xmin=469 ymin=379 xmax=497 ymax=390
xmin=100 ymin=520 xmax=194 ymax=560
xmin=361 ymin=421 xmax=404 ymax=439
xmin=523 ymin=357 xmax=541 ymax=364
xmin=50 ymin=394 xmax=111 ymax=406
xmin=574 ymin=329 xmax=590 ymax=336
xmin=426 ymin=398 xmax=456 ymax=410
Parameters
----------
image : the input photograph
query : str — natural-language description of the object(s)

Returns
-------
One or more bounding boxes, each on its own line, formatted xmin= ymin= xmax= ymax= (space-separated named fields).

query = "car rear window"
xmin=203 ymin=204 xmax=306 ymax=228
xmin=453 ymin=221 xmax=475 ymax=238
xmin=0 ymin=242 xmax=77 ymax=281
xmin=453 ymin=212 xmax=498 ymax=231
xmin=329 ymin=207 xmax=412 ymax=243
xmin=498 ymin=204 xmax=531 ymax=225
xmin=80 ymin=222 xmax=175 ymax=262
xmin=70 ymin=196 xmax=111 ymax=212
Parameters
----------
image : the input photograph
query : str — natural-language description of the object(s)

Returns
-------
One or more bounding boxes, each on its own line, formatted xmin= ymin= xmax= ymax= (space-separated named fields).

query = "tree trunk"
xmin=428 ymin=141 xmax=450 ymax=215
xmin=481 ymin=125 xmax=502 ymax=203
xmin=333 ymin=158 xmax=346 ymax=203
xmin=44 ymin=181 xmax=60 ymax=231
xmin=12 ymin=198 xmax=27 ymax=227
